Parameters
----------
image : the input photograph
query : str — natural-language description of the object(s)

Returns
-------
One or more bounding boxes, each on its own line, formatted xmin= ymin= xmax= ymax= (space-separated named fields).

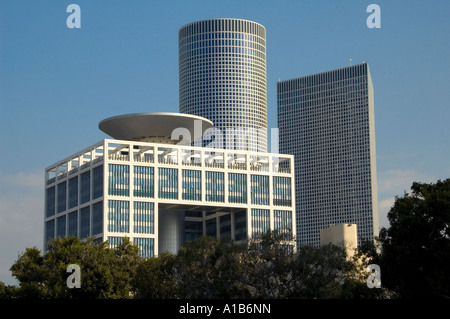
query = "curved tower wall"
xmin=179 ymin=19 xmax=268 ymax=152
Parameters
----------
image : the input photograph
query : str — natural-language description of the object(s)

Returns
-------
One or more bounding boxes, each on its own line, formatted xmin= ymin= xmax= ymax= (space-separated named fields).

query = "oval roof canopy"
xmin=98 ymin=112 xmax=214 ymax=142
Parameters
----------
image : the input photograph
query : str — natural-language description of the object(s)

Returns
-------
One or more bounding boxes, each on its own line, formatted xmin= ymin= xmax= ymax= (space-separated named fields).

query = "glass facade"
xmin=46 ymin=186 xmax=55 ymax=217
xmin=80 ymin=171 xmax=90 ymax=204
xmin=134 ymin=237 xmax=154 ymax=258
xmin=56 ymin=215 xmax=66 ymax=238
xmin=185 ymin=220 xmax=203 ymax=241
xmin=80 ymin=206 xmax=90 ymax=238
xmin=277 ymin=62 xmax=378 ymax=247
xmin=93 ymin=165 xmax=103 ymax=199
xmin=57 ymin=182 xmax=66 ymax=213
xmin=234 ymin=211 xmax=247 ymax=241
xmin=68 ymin=211 xmax=78 ymax=237
xmin=133 ymin=201 xmax=154 ymax=234
xmin=273 ymin=176 xmax=292 ymax=206
xmin=182 ymin=169 xmax=201 ymax=201
xmin=251 ymin=208 xmax=270 ymax=237
xmin=274 ymin=210 xmax=292 ymax=240
xmin=92 ymin=201 xmax=103 ymax=235
xmin=250 ymin=175 xmax=269 ymax=205
xmin=108 ymin=164 xmax=129 ymax=196
xmin=205 ymin=171 xmax=224 ymax=202
xmin=45 ymin=219 xmax=55 ymax=248
xmin=228 ymin=173 xmax=247 ymax=203
xmin=108 ymin=200 xmax=129 ymax=233
xmin=158 ymin=168 xmax=178 ymax=199
xmin=134 ymin=166 xmax=154 ymax=198
xmin=45 ymin=139 xmax=295 ymax=254
xmin=108 ymin=235 xmax=154 ymax=257
xmin=68 ymin=177 xmax=78 ymax=209
xmin=206 ymin=217 xmax=217 ymax=237
xmin=179 ymin=19 xmax=268 ymax=152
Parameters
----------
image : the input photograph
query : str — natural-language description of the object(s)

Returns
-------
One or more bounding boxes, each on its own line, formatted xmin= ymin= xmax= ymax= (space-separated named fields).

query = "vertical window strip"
xmin=80 ymin=206 xmax=90 ymax=238
xmin=57 ymin=182 xmax=67 ymax=213
xmin=250 ymin=175 xmax=269 ymax=205
xmin=158 ymin=168 xmax=178 ymax=199
xmin=92 ymin=201 xmax=103 ymax=235
xmin=274 ymin=210 xmax=292 ymax=240
xmin=133 ymin=202 xmax=154 ymax=234
xmin=108 ymin=200 xmax=129 ymax=233
xmin=134 ymin=237 xmax=154 ymax=258
xmin=182 ymin=169 xmax=201 ymax=201
xmin=228 ymin=173 xmax=247 ymax=203
xmin=251 ymin=209 xmax=270 ymax=237
xmin=68 ymin=177 xmax=78 ymax=209
xmin=80 ymin=171 xmax=90 ymax=204
xmin=134 ymin=166 xmax=154 ymax=198
xmin=108 ymin=164 xmax=129 ymax=196
xmin=273 ymin=176 xmax=292 ymax=206
xmin=68 ymin=211 xmax=78 ymax=237
xmin=46 ymin=186 xmax=56 ymax=217
xmin=93 ymin=165 xmax=104 ymax=199
xmin=205 ymin=171 xmax=224 ymax=202
xmin=108 ymin=236 xmax=123 ymax=250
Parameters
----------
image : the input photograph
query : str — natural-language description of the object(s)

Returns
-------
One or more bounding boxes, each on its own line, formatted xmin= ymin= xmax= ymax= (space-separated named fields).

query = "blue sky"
xmin=1 ymin=0 xmax=449 ymax=285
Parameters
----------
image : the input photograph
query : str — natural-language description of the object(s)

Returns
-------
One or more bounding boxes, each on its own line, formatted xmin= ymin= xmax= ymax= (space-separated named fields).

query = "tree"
xmin=132 ymin=251 xmax=179 ymax=299
xmin=241 ymin=231 xmax=297 ymax=298
xmin=10 ymin=236 xmax=142 ymax=298
xmin=379 ymin=178 xmax=450 ymax=298
xmin=0 ymin=281 xmax=18 ymax=299
xmin=174 ymin=236 xmax=249 ymax=299
xmin=9 ymin=247 xmax=50 ymax=298
xmin=291 ymin=243 xmax=355 ymax=299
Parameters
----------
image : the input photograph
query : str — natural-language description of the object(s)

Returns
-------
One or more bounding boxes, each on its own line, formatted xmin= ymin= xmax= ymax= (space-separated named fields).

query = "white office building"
xmin=44 ymin=113 xmax=296 ymax=257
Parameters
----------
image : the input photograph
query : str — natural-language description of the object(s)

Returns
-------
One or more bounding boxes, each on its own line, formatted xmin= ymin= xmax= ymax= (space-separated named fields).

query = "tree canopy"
xmin=9 ymin=236 xmax=140 ymax=299
xmin=378 ymin=178 xmax=450 ymax=298
xmin=11 ymin=175 xmax=450 ymax=301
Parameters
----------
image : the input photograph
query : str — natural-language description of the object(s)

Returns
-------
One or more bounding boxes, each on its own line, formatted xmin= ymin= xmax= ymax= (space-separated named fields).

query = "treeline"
xmin=2 ymin=178 xmax=449 ymax=299
xmin=0 ymin=232 xmax=387 ymax=299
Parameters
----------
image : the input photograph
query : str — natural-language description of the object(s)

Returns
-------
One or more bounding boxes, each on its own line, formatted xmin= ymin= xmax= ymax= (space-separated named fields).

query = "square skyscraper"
xmin=277 ymin=63 xmax=379 ymax=248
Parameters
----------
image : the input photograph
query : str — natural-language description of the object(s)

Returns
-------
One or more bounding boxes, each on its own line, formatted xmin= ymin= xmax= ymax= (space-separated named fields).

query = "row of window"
xmin=251 ymin=209 xmax=293 ymax=240
xmin=179 ymin=19 xmax=265 ymax=42
xmin=45 ymin=199 xmax=155 ymax=243
xmin=45 ymin=201 xmax=103 ymax=248
xmin=180 ymin=46 xmax=266 ymax=61
xmin=46 ymin=165 xmax=103 ymax=216
xmin=277 ymin=64 xmax=368 ymax=92
xmin=108 ymin=236 xmax=154 ymax=258
xmin=180 ymin=39 xmax=265 ymax=54
xmin=179 ymin=28 xmax=265 ymax=46
xmin=46 ymin=166 xmax=293 ymax=217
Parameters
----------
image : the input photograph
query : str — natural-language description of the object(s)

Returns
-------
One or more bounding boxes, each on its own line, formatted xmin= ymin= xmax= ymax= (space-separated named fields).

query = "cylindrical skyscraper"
xmin=179 ymin=18 xmax=267 ymax=152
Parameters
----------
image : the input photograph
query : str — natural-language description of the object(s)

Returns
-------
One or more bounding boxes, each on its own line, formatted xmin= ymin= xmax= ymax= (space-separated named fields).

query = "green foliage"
xmin=379 ymin=178 xmax=450 ymax=298
xmin=0 ymin=281 xmax=18 ymax=299
xmin=132 ymin=252 xmax=178 ymax=299
xmin=9 ymin=236 xmax=141 ymax=299
xmin=8 ymin=229 xmax=412 ymax=299
xmin=174 ymin=236 xmax=250 ymax=299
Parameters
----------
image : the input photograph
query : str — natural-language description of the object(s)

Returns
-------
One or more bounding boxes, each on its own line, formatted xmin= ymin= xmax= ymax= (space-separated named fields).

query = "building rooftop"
xmin=98 ymin=112 xmax=214 ymax=144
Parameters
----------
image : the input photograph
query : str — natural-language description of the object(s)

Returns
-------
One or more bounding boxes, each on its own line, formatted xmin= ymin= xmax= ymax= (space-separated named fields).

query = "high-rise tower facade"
xmin=179 ymin=19 xmax=268 ymax=152
xmin=277 ymin=63 xmax=379 ymax=248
